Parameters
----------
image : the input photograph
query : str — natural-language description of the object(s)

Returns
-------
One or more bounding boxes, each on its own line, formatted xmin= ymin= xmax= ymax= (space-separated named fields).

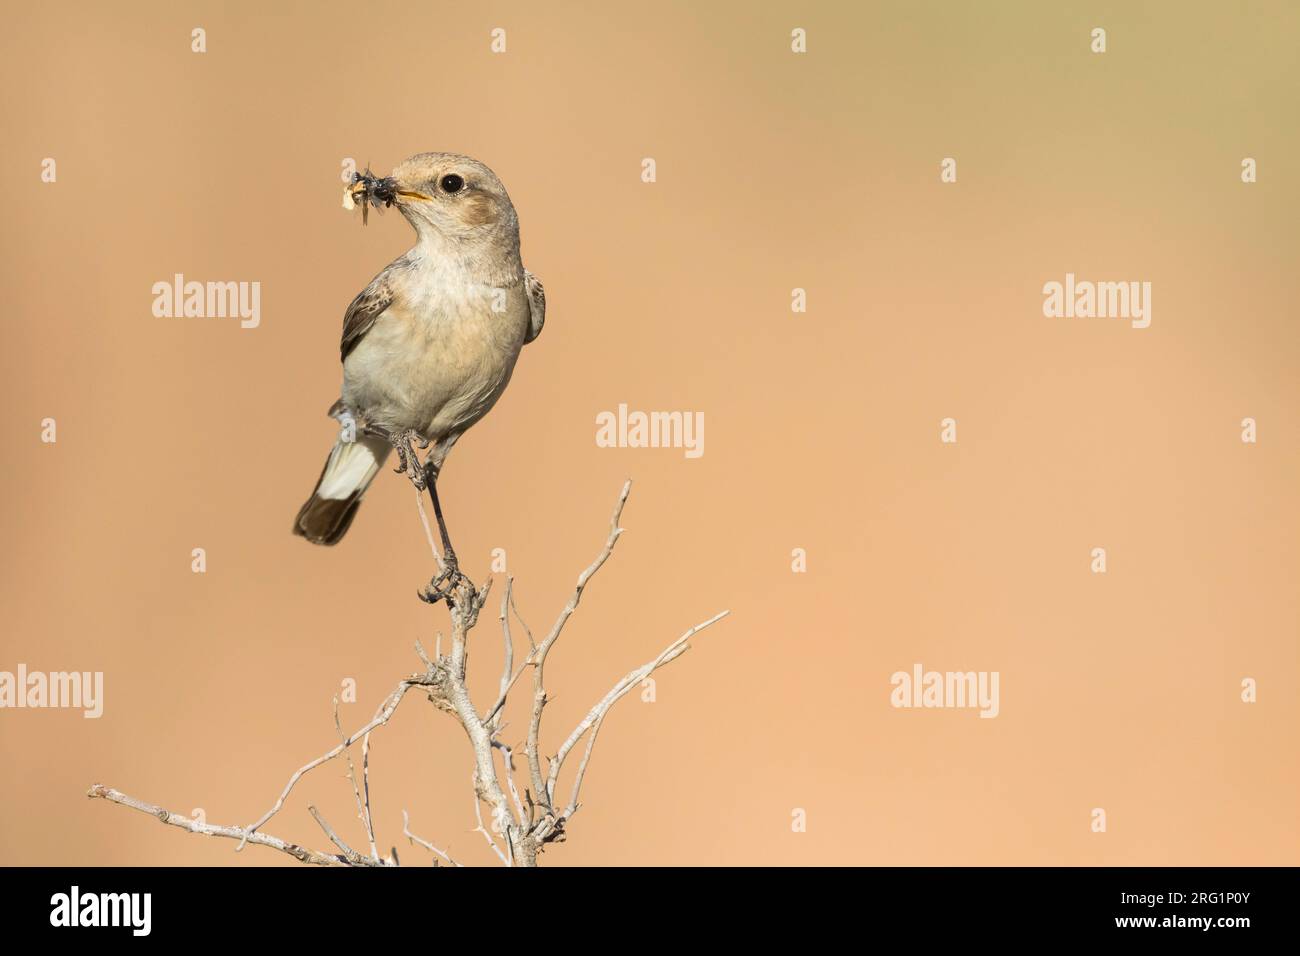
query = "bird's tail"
xmin=293 ymin=435 xmax=391 ymax=545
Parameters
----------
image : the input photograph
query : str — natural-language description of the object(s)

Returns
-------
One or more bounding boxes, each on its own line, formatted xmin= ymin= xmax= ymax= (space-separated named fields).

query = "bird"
xmin=293 ymin=152 xmax=544 ymax=594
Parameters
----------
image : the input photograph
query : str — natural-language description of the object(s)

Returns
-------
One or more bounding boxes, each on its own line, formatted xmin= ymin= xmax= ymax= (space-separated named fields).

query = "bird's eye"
xmin=440 ymin=174 xmax=465 ymax=194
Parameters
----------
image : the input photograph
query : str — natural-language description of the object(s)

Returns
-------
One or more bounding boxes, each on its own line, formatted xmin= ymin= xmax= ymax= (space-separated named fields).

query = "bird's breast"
xmin=342 ymin=279 xmax=530 ymax=439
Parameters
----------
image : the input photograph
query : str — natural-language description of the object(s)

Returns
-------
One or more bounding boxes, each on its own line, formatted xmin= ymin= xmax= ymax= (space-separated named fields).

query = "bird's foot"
xmin=419 ymin=553 xmax=473 ymax=607
xmin=391 ymin=429 xmax=432 ymax=490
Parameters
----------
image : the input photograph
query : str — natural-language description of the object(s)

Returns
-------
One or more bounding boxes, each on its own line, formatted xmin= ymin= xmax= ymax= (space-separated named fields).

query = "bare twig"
xmin=482 ymin=645 xmax=540 ymax=727
xmin=238 ymin=676 xmax=425 ymax=848
xmin=497 ymin=741 xmax=528 ymax=825
xmin=492 ymin=578 xmax=515 ymax=732
xmin=544 ymin=609 xmax=729 ymax=824
xmin=333 ymin=695 xmax=377 ymax=859
xmin=90 ymin=479 xmax=728 ymax=867
xmin=87 ymin=785 xmax=343 ymax=866
xmin=564 ymin=714 xmax=606 ymax=820
xmin=509 ymin=587 xmax=537 ymax=651
xmin=472 ymin=782 xmax=510 ymax=867
xmin=360 ymin=718 xmax=382 ymax=859
xmin=527 ymin=479 xmax=632 ymax=812
xmin=308 ymin=804 xmax=383 ymax=866
xmin=415 ymin=636 xmax=435 ymax=670
xmin=403 ymin=809 xmax=460 ymax=866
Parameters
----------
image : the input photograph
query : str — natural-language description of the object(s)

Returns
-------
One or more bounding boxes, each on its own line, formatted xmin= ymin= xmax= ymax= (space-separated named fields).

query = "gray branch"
xmin=89 ymin=478 xmax=728 ymax=866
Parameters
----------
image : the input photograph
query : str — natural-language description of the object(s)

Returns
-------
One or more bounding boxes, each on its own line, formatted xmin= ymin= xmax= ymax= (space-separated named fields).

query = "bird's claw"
xmin=391 ymin=429 xmax=431 ymax=490
xmin=419 ymin=557 xmax=472 ymax=607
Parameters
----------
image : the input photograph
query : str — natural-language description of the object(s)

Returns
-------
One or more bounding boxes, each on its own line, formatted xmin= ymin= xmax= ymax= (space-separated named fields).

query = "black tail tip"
xmin=293 ymin=494 xmax=362 ymax=546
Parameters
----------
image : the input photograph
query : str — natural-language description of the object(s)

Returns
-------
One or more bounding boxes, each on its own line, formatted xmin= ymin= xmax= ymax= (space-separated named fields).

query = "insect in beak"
xmin=342 ymin=167 xmax=397 ymax=225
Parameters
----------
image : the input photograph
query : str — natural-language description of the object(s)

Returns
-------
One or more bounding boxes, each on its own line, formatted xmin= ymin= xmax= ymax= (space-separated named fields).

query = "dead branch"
xmin=86 ymin=784 xmax=348 ymax=867
xmin=89 ymin=477 xmax=728 ymax=866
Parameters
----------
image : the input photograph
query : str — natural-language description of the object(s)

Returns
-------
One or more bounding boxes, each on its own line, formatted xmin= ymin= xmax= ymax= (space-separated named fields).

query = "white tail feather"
xmin=317 ymin=436 xmax=389 ymax=500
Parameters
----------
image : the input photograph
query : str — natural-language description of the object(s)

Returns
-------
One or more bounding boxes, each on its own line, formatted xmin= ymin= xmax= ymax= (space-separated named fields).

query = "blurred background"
xmin=1 ymin=0 xmax=1296 ymax=865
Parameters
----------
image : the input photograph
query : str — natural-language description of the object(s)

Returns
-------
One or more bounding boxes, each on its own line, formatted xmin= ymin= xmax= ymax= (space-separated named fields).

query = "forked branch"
xmin=89 ymin=477 xmax=728 ymax=866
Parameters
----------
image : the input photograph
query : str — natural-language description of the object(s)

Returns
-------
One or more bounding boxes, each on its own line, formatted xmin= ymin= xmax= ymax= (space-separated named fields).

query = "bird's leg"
xmin=426 ymin=465 xmax=456 ymax=566
xmin=389 ymin=429 xmax=432 ymax=491
xmin=361 ymin=424 xmax=426 ymax=488
xmin=361 ymin=424 xmax=472 ymax=606
xmin=418 ymin=458 xmax=473 ymax=607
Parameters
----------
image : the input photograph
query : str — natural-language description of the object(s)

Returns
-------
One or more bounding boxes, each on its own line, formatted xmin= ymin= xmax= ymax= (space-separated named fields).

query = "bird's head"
xmin=348 ymin=152 xmax=519 ymax=256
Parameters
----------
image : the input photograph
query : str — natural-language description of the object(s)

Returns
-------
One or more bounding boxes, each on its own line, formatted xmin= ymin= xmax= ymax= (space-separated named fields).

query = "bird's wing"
xmin=523 ymin=269 xmax=545 ymax=344
xmin=340 ymin=266 xmax=398 ymax=362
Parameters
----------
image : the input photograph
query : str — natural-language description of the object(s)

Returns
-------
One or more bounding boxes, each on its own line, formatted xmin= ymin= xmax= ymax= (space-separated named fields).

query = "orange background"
xmin=2 ymin=0 xmax=1297 ymax=865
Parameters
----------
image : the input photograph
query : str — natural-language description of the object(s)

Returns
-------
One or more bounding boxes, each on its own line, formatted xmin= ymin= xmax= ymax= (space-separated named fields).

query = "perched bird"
xmin=293 ymin=152 xmax=544 ymax=587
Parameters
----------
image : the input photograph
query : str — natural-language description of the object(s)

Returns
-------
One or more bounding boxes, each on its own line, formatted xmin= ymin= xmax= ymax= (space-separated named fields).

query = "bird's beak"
xmin=342 ymin=170 xmax=433 ymax=222
xmin=390 ymin=181 xmax=433 ymax=204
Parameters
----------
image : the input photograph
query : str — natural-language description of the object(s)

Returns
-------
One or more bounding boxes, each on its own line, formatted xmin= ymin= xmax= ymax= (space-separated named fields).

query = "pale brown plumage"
xmin=294 ymin=153 xmax=544 ymax=546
